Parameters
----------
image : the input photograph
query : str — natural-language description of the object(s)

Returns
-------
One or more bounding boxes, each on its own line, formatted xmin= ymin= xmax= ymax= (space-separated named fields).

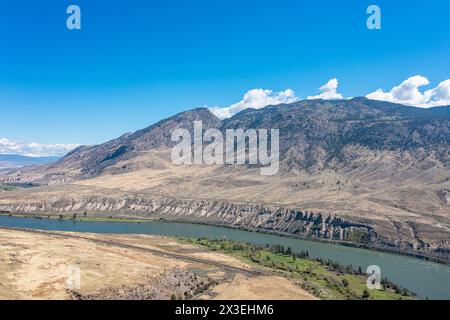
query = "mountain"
xmin=7 ymin=98 xmax=449 ymax=183
xmin=0 ymin=108 xmax=221 ymax=183
xmin=0 ymin=154 xmax=59 ymax=171
xmin=60 ymin=107 xmax=221 ymax=178
xmin=224 ymin=97 xmax=449 ymax=170
xmin=0 ymin=98 xmax=449 ymax=262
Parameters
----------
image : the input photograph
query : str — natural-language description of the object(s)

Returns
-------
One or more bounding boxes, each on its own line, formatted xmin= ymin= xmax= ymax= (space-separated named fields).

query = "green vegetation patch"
xmin=0 ymin=212 xmax=152 ymax=223
xmin=0 ymin=184 xmax=17 ymax=191
xmin=182 ymin=238 xmax=417 ymax=300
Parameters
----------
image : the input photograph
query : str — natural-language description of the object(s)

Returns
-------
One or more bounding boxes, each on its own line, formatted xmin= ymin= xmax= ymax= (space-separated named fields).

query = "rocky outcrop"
xmin=1 ymin=193 xmax=448 ymax=263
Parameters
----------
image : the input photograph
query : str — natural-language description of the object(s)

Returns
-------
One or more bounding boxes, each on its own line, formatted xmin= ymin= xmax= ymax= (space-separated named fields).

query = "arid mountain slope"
xmin=2 ymin=107 xmax=220 ymax=184
xmin=1 ymin=98 xmax=449 ymax=262
xmin=224 ymin=97 xmax=449 ymax=172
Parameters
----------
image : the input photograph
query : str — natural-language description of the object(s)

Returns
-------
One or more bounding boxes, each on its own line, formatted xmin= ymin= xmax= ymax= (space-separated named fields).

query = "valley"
xmin=0 ymin=98 xmax=449 ymax=264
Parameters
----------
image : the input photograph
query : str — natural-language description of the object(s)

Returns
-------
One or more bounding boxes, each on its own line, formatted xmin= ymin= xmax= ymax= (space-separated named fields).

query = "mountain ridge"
xmin=57 ymin=98 xmax=450 ymax=178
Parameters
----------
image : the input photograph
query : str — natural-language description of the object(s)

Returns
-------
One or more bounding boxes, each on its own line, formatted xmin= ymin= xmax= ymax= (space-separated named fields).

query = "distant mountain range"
xmin=0 ymin=154 xmax=59 ymax=171
xmin=1 ymin=98 xmax=449 ymax=262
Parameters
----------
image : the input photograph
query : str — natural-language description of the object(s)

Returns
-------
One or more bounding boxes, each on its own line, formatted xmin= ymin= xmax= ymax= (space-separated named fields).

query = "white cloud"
xmin=209 ymin=88 xmax=298 ymax=119
xmin=0 ymin=138 xmax=79 ymax=157
xmin=424 ymin=79 xmax=450 ymax=107
xmin=307 ymin=78 xmax=344 ymax=100
xmin=209 ymin=79 xmax=344 ymax=119
xmin=366 ymin=75 xmax=450 ymax=108
xmin=208 ymin=76 xmax=449 ymax=120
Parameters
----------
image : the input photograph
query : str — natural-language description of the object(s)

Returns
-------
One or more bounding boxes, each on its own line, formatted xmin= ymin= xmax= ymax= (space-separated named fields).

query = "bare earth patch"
xmin=199 ymin=274 xmax=318 ymax=300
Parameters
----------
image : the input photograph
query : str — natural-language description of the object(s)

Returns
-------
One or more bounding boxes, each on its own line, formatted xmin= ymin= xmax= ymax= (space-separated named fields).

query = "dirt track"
xmin=1 ymin=227 xmax=261 ymax=277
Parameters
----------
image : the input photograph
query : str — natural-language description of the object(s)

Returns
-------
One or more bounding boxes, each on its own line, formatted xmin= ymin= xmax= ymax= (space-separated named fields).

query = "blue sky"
xmin=0 ymin=0 xmax=449 ymax=154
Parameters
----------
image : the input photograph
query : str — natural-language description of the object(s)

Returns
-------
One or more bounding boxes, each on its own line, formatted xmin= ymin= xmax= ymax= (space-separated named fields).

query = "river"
xmin=0 ymin=215 xmax=448 ymax=299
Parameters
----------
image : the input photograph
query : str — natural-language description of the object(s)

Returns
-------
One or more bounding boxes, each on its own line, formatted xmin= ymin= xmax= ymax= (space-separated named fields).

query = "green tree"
xmin=341 ymin=278 xmax=349 ymax=287
xmin=362 ymin=288 xmax=370 ymax=300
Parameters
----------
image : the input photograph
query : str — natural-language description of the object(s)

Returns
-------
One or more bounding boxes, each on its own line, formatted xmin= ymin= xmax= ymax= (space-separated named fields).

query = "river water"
xmin=0 ymin=215 xmax=448 ymax=299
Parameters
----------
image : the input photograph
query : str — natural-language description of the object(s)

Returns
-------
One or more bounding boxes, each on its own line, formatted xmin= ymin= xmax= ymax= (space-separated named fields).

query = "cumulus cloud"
xmin=423 ymin=79 xmax=450 ymax=107
xmin=209 ymin=88 xmax=298 ymax=119
xmin=366 ymin=75 xmax=450 ymax=108
xmin=0 ymin=138 xmax=79 ymax=157
xmin=307 ymin=78 xmax=344 ymax=100
xmin=208 ymin=76 xmax=449 ymax=119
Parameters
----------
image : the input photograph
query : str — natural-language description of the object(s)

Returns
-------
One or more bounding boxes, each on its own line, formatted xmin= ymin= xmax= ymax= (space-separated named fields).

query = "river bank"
xmin=1 ymin=212 xmax=448 ymax=266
